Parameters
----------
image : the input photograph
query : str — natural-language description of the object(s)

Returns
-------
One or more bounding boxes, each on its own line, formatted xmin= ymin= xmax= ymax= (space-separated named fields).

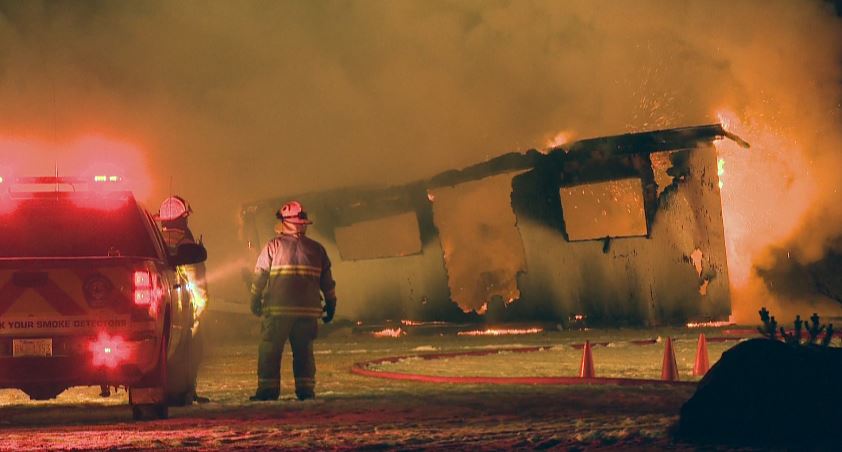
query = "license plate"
xmin=12 ymin=338 xmax=53 ymax=357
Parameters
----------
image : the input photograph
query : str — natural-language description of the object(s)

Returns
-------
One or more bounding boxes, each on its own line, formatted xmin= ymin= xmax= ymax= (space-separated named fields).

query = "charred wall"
xmin=240 ymin=125 xmax=735 ymax=325
xmin=512 ymin=145 xmax=729 ymax=326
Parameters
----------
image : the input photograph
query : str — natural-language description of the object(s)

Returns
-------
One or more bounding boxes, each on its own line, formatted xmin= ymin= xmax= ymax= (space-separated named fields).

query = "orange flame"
xmin=545 ymin=130 xmax=575 ymax=151
xmin=686 ymin=320 xmax=733 ymax=328
xmin=457 ymin=327 xmax=543 ymax=336
xmin=714 ymin=109 xmax=819 ymax=322
xmin=371 ymin=327 xmax=405 ymax=338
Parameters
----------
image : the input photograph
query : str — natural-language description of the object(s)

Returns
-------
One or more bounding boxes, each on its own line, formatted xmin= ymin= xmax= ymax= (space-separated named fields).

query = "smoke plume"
xmin=0 ymin=1 xmax=840 ymax=322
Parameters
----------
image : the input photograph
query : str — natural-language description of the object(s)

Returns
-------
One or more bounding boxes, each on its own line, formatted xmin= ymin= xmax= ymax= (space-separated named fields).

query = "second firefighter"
xmin=248 ymin=201 xmax=337 ymax=401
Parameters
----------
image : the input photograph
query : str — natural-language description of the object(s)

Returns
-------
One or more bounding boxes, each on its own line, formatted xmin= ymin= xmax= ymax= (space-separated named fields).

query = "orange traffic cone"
xmin=579 ymin=340 xmax=595 ymax=378
xmin=661 ymin=337 xmax=679 ymax=381
xmin=693 ymin=333 xmax=710 ymax=376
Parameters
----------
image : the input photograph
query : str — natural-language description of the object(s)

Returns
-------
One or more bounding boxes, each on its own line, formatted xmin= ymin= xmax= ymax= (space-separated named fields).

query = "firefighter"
xmin=248 ymin=201 xmax=337 ymax=401
xmin=157 ymin=195 xmax=209 ymax=404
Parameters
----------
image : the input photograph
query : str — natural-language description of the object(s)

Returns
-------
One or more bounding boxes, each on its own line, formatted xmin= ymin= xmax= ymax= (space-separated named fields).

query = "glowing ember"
xmin=457 ymin=327 xmax=543 ymax=337
xmin=717 ymin=157 xmax=725 ymax=189
xmin=371 ymin=328 xmax=405 ymax=338
xmin=398 ymin=320 xmax=451 ymax=326
xmin=686 ymin=321 xmax=733 ymax=328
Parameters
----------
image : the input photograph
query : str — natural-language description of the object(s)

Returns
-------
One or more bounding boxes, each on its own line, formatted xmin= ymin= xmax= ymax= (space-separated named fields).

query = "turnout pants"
xmin=257 ymin=316 xmax=318 ymax=397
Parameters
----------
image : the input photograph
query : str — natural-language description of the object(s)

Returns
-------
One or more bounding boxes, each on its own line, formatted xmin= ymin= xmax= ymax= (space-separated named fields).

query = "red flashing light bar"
xmin=93 ymin=175 xmax=122 ymax=183
xmin=15 ymin=176 xmax=89 ymax=184
xmin=14 ymin=176 xmax=122 ymax=184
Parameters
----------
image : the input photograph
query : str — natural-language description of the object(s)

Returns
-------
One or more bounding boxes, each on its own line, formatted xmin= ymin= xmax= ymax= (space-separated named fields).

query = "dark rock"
xmin=676 ymin=338 xmax=842 ymax=446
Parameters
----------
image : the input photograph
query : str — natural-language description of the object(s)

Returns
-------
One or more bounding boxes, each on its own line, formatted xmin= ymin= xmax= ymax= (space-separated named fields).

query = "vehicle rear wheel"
xmin=129 ymin=332 xmax=169 ymax=421
xmin=132 ymin=403 xmax=169 ymax=421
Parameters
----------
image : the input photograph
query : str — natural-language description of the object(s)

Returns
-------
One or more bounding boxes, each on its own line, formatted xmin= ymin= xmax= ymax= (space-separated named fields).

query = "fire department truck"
xmin=0 ymin=175 xmax=206 ymax=420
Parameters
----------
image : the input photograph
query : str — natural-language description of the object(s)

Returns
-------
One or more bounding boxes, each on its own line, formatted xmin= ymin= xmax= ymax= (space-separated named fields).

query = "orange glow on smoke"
xmin=0 ymin=134 xmax=152 ymax=201
xmin=457 ymin=327 xmax=543 ymax=337
xmin=714 ymin=110 xmax=818 ymax=322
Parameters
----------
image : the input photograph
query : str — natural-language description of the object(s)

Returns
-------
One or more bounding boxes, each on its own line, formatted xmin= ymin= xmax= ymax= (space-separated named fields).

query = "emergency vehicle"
xmin=0 ymin=175 xmax=206 ymax=420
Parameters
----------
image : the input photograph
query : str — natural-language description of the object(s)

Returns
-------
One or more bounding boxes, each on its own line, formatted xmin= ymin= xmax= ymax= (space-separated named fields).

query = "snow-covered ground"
xmin=370 ymin=333 xmax=738 ymax=380
xmin=0 ymin=327 xmax=755 ymax=450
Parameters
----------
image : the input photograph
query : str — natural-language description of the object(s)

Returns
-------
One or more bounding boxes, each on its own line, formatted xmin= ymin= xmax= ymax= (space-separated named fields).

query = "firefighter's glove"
xmin=249 ymin=293 xmax=263 ymax=317
xmin=322 ymin=300 xmax=336 ymax=324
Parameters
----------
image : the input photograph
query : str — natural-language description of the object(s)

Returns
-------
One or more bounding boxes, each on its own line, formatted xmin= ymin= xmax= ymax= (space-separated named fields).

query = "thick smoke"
xmin=0 ymin=1 xmax=840 ymax=321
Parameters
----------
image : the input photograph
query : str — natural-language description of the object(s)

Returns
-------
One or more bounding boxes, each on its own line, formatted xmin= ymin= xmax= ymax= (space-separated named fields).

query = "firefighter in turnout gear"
xmin=156 ymin=195 xmax=210 ymax=404
xmin=249 ymin=201 xmax=337 ymax=401
xmin=158 ymin=196 xmax=210 ymax=318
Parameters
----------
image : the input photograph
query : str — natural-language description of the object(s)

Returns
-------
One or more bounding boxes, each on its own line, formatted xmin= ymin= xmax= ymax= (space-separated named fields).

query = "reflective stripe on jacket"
xmin=251 ymin=233 xmax=336 ymax=318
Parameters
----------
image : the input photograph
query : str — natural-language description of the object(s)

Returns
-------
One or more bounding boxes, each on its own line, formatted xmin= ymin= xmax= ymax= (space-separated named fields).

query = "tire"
xmin=130 ymin=328 xmax=170 ymax=421
xmin=132 ymin=404 xmax=169 ymax=421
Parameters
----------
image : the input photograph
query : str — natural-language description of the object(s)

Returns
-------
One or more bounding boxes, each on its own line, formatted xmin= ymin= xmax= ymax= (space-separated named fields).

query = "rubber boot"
xmin=295 ymin=389 xmax=315 ymax=401
xmin=249 ymin=389 xmax=279 ymax=401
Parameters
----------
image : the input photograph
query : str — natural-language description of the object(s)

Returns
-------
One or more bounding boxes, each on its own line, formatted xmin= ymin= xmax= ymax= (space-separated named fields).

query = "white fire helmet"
xmin=158 ymin=196 xmax=192 ymax=221
xmin=276 ymin=201 xmax=312 ymax=224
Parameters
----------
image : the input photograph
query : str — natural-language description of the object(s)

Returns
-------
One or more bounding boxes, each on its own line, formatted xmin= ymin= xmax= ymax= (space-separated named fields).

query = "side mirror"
xmin=171 ymin=243 xmax=207 ymax=266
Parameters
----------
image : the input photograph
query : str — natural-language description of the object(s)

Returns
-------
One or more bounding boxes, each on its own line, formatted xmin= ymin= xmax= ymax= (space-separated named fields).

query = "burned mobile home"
xmin=239 ymin=124 xmax=748 ymax=327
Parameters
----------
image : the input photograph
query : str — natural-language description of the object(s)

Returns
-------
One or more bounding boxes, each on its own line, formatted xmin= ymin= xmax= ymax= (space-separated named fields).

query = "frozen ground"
xmin=0 ymin=327 xmax=758 ymax=450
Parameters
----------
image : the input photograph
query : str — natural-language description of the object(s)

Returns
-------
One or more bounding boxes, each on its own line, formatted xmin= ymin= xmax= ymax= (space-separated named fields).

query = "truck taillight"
xmin=133 ymin=270 xmax=162 ymax=308
xmin=134 ymin=270 xmax=152 ymax=305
